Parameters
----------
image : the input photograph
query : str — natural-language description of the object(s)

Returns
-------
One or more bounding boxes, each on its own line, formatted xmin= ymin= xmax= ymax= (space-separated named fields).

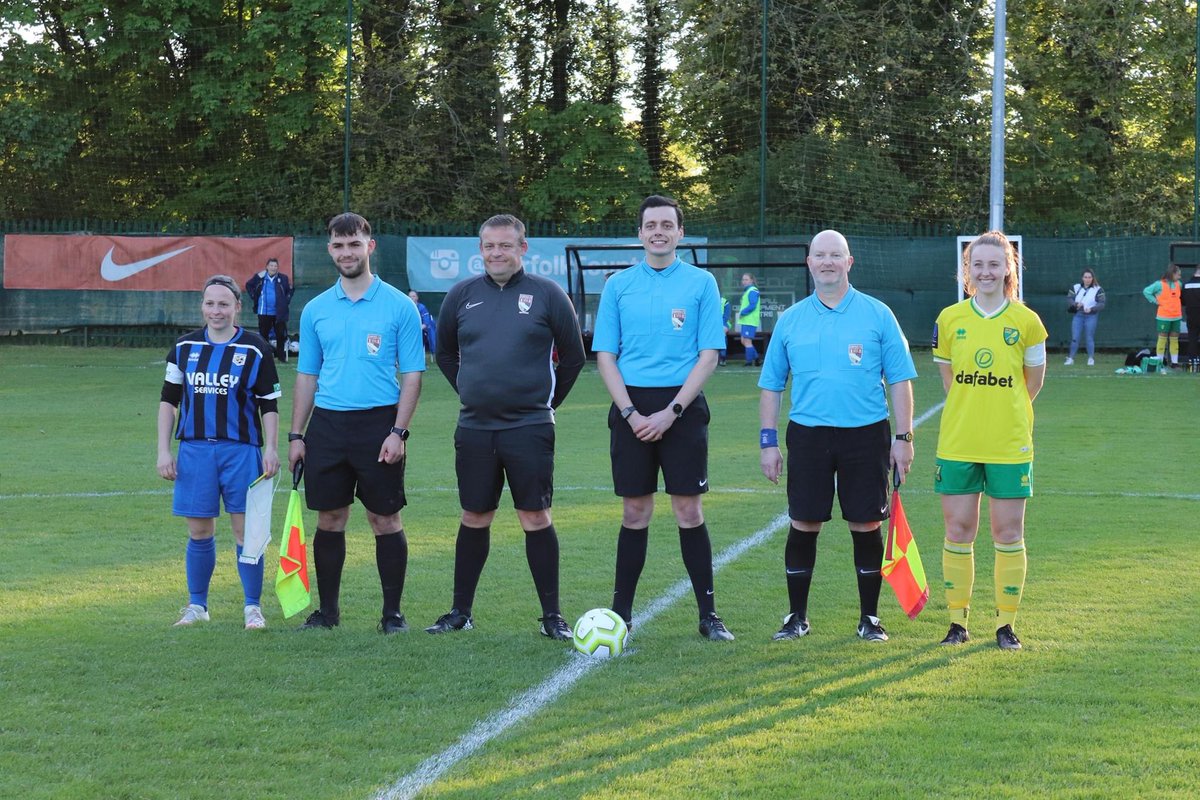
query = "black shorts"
xmin=455 ymin=423 xmax=555 ymax=512
xmin=785 ymin=419 xmax=890 ymax=524
xmin=608 ymin=386 xmax=710 ymax=497
xmin=304 ymin=406 xmax=406 ymax=515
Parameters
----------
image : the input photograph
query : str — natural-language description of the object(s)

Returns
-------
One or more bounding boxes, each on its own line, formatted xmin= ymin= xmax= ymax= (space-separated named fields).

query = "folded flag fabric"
xmin=882 ymin=478 xmax=929 ymax=620
xmin=275 ymin=462 xmax=311 ymax=618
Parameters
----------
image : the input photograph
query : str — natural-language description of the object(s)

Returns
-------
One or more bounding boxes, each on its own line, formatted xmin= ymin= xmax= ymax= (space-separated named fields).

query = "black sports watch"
xmin=895 ymin=432 xmax=913 ymax=442
xmin=672 ymin=403 xmax=685 ymax=418
xmin=390 ymin=426 xmax=410 ymax=441
xmin=620 ymin=405 xmax=637 ymax=420
xmin=287 ymin=432 xmax=305 ymax=443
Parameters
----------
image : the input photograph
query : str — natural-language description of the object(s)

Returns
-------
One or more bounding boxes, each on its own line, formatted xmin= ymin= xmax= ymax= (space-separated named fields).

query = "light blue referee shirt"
xmin=298 ymin=275 xmax=426 ymax=411
xmin=758 ymin=285 xmax=917 ymax=427
xmin=592 ymin=258 xmax=726 ymax=387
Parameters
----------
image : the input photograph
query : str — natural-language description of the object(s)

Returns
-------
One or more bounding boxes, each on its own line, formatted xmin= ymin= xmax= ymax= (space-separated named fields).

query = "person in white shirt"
xmin=1064 ymin=269 xmax=1106 ymax=366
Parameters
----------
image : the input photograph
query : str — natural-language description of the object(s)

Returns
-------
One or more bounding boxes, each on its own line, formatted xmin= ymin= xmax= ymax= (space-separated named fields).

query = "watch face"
xmin=672 ymin=403 xmax=684 ymax=417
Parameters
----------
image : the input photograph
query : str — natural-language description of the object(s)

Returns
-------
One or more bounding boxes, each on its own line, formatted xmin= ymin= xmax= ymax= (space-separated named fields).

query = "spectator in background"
xmin=1064 ymin=269 xmax=1105 ymax=366
xmin=1182 ymin=265 xmax=1200 ymax=371
xmin=245 ymin=258 xmax=293 ymax=362
xmin=738 ymin=272 xmax=761 ymax=367
xmin=408 ymin=290 xmax=438 ymax=360
xmin=1143 ymin=264 xmax=1183 ymax=369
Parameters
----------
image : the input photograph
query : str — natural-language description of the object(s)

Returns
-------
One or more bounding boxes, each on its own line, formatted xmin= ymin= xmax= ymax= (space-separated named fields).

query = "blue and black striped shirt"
xmin=162 ymin=327 xmax=281 ymax=446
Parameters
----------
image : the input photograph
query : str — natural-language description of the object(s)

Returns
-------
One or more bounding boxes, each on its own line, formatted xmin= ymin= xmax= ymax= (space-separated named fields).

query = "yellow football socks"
xmin=943 ymin=539 xmax=974 ymax=626
xmin=994 ymin=539 xmax=1027 ymax=629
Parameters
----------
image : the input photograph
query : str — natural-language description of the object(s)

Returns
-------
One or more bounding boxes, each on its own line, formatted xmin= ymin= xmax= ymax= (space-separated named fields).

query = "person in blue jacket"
xmin=408 ymin=290 xmax=438 ymax=358
xmin=244 ymin=258 xmax=293 ymax=362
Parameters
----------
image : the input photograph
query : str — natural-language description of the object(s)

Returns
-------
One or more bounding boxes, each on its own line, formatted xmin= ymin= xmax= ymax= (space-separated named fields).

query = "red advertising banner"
xmin=2 ymin=235 xmax=293 ymax=291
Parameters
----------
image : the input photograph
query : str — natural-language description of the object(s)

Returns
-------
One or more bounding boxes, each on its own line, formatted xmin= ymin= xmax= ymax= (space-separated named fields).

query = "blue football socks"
xmin=185 ymin=536 xmax=217 ymax=609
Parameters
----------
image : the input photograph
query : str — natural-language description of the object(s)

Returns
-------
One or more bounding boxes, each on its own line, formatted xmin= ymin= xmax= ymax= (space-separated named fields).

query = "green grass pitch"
xmin=1 ymin=346 xmax=1197 ymax=799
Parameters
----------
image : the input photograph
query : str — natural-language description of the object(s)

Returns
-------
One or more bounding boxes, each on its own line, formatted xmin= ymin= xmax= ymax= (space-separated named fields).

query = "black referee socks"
xmin=312 ymin=529 xmax=346 ymax=617
xmin=851 ymin=527 xmax=884 ymax=618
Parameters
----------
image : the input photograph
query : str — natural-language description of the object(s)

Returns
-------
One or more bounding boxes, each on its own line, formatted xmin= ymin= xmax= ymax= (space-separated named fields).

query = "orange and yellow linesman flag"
xmin=881 ymin=470 xmax=929 ymax=619
xmin=275 ymin=461 xmax=311 ymax=618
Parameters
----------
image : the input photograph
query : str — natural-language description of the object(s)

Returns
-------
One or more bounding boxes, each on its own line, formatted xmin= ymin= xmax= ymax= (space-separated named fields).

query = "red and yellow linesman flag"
xmin=882 ymin=470 xmax=929 ymax=619
xmin=275 ymin=461 xmax=311 ymax=618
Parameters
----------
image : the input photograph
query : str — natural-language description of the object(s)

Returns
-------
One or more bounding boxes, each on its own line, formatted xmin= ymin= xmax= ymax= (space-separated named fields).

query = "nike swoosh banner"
xmin=2 ymin=234 xmax=293 ymax=290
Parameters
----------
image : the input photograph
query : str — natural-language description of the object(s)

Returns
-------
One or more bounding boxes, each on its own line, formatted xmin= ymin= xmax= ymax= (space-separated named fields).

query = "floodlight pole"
xmin=988 ymin=0 xmax=1006 ymax=232
xmin=344 ymin=0 xmax=354 ymax=212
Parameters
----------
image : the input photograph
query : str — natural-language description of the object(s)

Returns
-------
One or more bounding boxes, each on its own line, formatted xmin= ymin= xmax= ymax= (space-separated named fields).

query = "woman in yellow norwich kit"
xmin=931 ymin=231 xmax=1046 ymax=651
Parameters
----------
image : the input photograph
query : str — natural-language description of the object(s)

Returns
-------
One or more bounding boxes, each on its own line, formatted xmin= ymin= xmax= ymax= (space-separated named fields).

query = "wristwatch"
xmin=390 ymin=426 xmax=410 ymax=441
xmin=620 ymin=405 xmax=637 ymax=420
xmin=895 ymin=432 xmax=913 ymax=442
xmin=287 ymin=432 xmax=305 ymax=443
xmin=672 ymin=403 xmax=685 ymax=418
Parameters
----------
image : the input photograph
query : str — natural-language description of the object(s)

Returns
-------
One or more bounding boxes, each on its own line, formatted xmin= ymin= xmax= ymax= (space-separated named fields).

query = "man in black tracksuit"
xmin=425 ymin=213 xmax=586 ymax=640
xmin=1183 ymin=265 xmax=1200 ymax=369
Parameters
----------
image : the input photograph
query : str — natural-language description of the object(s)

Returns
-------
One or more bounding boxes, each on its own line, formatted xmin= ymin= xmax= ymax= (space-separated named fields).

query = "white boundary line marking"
xmin=370 ymin=408 xmax=961 ymax=799
xmin=374 ymin=510 xmax=792 ymax=800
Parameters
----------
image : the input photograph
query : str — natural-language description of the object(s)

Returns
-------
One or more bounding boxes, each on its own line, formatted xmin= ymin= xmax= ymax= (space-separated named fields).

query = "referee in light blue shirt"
xmin=287 ymin=212 xmax=426 ymax=634
xmin=758 ymin=229 xmax=916 ymax=644
xmin=592 ymin=194 xmax=734 ymax=641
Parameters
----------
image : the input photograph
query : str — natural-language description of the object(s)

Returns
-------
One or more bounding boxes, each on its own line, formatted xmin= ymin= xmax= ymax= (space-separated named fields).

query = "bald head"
xmin=809 ymin=229 xmax=850 ymax=257
xmin=806 ymin=229 xmax=854 ymax=301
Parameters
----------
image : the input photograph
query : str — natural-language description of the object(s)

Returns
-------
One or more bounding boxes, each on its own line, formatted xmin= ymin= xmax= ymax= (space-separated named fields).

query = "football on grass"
xmin=572 ymin=608 xmax=629 ymax=658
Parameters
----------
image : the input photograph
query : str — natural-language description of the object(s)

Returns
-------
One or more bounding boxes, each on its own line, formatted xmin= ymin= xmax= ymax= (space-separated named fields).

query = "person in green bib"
xmin=738 ymin=272 xmax=761 ymax=366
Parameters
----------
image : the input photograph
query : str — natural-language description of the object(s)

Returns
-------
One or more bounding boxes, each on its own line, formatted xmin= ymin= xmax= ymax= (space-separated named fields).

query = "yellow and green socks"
xmin=994 ymin=539 xmax=1027 ymax=630
xmin=942 ymin=539 xmax=974 ymax=627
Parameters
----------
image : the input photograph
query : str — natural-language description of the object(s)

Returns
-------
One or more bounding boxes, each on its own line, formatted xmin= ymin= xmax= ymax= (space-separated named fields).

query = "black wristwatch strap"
xmin=390 ymin=426 xmax=410 ymax=441
xmin=287 ymin=432 xmax=305 ymax=443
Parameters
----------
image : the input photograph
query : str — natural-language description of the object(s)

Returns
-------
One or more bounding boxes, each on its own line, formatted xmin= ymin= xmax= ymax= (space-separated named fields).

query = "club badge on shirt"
xmin=1003 ymin=327 xmax=1020 ymax=346
xmin=848 ymin=344 xmax=863 ymax=365
xmin=671 ymin=308 xmax=686 ymax=330
xmin=366 ymin=333 xmax=381 ymax=355
xmin=233 ymin=352 xmax=247 ymax=367
xmin=518 ymin=294 xmax=533 ymax=315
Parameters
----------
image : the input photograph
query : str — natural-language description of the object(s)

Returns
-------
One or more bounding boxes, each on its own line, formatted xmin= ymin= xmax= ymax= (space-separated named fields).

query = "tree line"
xmin=0 ymin=0 xmax=1195 ymax=231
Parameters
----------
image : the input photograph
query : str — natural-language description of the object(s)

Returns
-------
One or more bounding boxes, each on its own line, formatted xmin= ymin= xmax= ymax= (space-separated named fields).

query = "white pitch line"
xmin=374 ymin=511 xmax=792 ymax=800
xmin=371 ymin=408 xmax=956 ymax=800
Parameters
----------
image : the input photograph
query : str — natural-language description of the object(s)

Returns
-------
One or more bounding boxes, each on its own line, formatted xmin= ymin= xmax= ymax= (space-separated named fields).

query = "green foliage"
xmin=1006 ymin=0 xmax=1197 ymax=226
xmin=518 ymin=102 xmax=654 ymax=223
xmin=2 ymin=347 xmax=1199 ymax=799
xmin=0 ymin=0 xmax=346 ymax=222
xmin=0 ymin=1 xmax=1197 ymax=229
